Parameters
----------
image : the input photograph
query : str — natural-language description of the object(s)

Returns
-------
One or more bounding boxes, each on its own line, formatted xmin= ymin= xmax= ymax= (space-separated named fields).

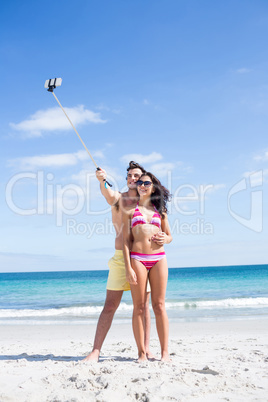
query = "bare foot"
xmin=82 ymin=350 xmax=99 ymax=362
xmin=146 ymin=350 xmax=156 ymax=360
xmin=161 ymin=352 xmax=171 ymax=363
xmin=137 ymin=352 xmax=148 ymax=362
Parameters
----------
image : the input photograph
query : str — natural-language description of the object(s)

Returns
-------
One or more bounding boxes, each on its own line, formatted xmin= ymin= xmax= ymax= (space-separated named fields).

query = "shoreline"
xmin=1 ymin=319 xmax=267 ymax=401
xmin=1 ymin=311 xmax=268 ymax=327
xmin=1 ymin=317 xmax=268 ymax=339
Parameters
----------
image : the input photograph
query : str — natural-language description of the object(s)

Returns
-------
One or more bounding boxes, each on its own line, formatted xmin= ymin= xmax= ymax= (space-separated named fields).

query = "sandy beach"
xmin=0 ymin=319 xmax=267 ymax=401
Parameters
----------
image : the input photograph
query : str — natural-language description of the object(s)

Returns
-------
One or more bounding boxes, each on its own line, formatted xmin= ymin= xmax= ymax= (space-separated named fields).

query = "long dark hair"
xmin=139 ymin=172 xmax=171 ymax=218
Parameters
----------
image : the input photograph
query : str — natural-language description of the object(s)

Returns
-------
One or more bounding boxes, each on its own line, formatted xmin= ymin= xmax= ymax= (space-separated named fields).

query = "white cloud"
xmin=93 ymin=150 xmax=105 ymax=159
xmin=120 ymin=152 xmax=163 ymax=165
xmin=203 ymin=184 xmax=226 ymax=194
xmin=148 ymin=161 xmax=193 ymax=179
xmin=254 ymin=150 xmax=268 ymax=162
xmin=10 ymin=105 xmax=106 ymax=138
xmin=236 ymin=68 xmax=251 ymax=74
xmin=148 ymin=162 xmax=176 ymax=178
xmin=8 ymin=150 xmax=91 ymax=169
xmin=95 ymin=103 xmax=121 ymax=114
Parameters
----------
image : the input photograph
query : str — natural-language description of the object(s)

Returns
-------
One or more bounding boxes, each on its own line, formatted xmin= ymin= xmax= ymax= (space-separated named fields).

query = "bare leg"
xmin=83 ymin=290 xmax=123 ymax=362
xmin=130 ymin=260 xmax=149 ymax=362
xmin=144 ymin=291 xmax=155 ymax=359
xmin=149 ymin=258 xmax=170 ymax=362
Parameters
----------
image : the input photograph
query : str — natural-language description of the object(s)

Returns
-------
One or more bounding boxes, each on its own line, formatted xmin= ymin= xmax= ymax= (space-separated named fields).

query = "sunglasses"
xmin=136 ymin=180 xmax=152 ymax=187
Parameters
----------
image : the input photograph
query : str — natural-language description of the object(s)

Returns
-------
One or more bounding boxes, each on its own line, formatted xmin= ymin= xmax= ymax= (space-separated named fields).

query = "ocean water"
xmin=0 ymin=264 xmax=268 ymax=325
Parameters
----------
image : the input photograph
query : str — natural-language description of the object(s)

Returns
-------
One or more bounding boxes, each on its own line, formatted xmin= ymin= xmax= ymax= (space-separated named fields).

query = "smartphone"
xmin=44 ymin=78 xmax=62 ymax=89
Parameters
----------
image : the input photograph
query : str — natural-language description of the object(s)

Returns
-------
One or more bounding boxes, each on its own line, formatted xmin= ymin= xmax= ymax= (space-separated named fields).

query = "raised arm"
xmin=152 ymin=213 xmax=173 ymax=246
xmin=122 ymin=209 xmax=137 ymax=285
xmin=96 ymin=168 xmax=120 ymax=206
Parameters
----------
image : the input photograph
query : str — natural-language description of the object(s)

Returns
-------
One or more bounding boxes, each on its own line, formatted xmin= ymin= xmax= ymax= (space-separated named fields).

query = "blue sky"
xmin=1 ymin=0 xmax=268 ymax=272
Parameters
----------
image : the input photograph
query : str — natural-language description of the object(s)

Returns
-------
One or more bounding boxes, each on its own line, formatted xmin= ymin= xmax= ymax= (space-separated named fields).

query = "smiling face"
xmin=136 ymin=175 xmax=154 ymax=197
xmin=126 ymin=168 xmax=143 ymax=190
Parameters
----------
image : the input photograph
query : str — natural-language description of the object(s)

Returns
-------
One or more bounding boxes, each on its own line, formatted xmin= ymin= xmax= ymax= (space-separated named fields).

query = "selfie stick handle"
xmin=51 ymin=91 xmax=112 ymax=187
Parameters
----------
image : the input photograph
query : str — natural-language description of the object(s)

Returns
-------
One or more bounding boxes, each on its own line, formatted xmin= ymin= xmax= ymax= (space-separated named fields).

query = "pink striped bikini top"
xmin=131 ymin=202 xmax=161 ymax=229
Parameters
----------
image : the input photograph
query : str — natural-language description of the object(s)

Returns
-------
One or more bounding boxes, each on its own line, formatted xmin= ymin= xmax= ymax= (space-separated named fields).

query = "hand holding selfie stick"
xmin=44 ymin=78 xmax=112 ymax=187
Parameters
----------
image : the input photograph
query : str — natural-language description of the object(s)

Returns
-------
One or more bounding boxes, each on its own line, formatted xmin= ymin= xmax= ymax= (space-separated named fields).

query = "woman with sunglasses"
xmin=122 ymin=172 xmax=172 ymax=362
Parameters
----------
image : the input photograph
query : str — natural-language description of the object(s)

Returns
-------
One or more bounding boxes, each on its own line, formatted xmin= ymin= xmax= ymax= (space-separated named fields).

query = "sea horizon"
xmin=1 ymin=262 xmax=267 ymax=274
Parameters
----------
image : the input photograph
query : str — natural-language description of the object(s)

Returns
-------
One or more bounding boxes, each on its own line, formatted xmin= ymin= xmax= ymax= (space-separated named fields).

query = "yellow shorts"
xmin=107 ymin=250 xmax=130 ymax=291
xmin=106 ymin=250 xmax=151 ymax=292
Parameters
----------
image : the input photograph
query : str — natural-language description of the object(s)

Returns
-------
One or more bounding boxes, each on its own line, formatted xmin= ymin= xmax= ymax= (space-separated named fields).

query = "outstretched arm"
xmin=96 ymin=168 xmax=120 ymax=206
xmin=151 ymin=213 xmax=172 ymax=245
xmin=122 ymin=210 xmax=137 ymax=285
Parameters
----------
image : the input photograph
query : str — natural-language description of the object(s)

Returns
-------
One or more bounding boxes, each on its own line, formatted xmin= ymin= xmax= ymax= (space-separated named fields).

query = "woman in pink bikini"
xmin=122 ymin=172 xmax=172 ymax=362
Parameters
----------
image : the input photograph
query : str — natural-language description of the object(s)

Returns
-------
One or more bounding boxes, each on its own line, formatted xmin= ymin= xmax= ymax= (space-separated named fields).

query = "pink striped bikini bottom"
xmin=130 ymin=252 xmax=166 ymax=270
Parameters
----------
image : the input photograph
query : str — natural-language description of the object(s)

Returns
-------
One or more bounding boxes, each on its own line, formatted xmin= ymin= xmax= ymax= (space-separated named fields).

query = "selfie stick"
xmin=44 ymin=78 xmax=112 ymax=187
